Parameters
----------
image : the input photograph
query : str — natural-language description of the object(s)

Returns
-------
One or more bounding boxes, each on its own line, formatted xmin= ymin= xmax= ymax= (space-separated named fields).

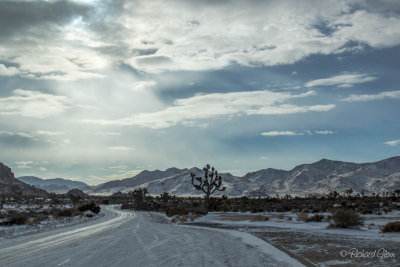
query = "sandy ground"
xmin=188 ymin=212 xmax=400 ymax=267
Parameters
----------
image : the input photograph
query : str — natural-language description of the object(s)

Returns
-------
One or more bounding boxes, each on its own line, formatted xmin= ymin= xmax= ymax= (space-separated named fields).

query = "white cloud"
xmin=15 ymin=161 xmax=33 ymax=169
xmin=35 ymin=130 xmax=63 ymax=136
xmin=132 ymin=80 xmax=157 ymax=92
xmin=108 ymin=165 xmax=128 ymax=169
xmin=0 ymin=89 xmax=70 ymax=118
xmin=119 ymin=2 xmax=400 ymax=73
xmin=260 ymin=156 xmax=269 ymax=160
xmin=0 ymin=64 xmax=19 ymax=76
xmin=39 ymin=167 xmax=47 ymax=171
xmin=314 ymin=130 xmax=335 ymax=135
xmin=342 ymin=90 xmax=400 ymax=102
xmin=261 ymin=131 xmax=304 ymax=136
xmin=385 ymin=140 xmax=400 ymax=146
xmin=9 ymin=53 xmax=105 ymax=81
xmin=262 ymin=130 xmax=335 ymax=136
xmin=84 ymin=90 xmax=335 ymax=129
xmin=305 ymin=73 xmax=377 ymax=87
xmin=2 ymin=1 xmax=400 ymax=75
xmin=0 ymin=130 xmax=35 ymax=138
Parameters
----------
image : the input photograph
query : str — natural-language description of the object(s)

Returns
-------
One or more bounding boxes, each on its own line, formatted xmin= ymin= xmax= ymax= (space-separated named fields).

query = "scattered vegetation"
xmin=297 ymin=211 xmax=309 ymax=221
xmin=78 ymin=202 xmax=101 ymax=214
xmin=306 ymin=214 xmax=324 ymax=222
xmin=0 ymin=193 xmax=102 ymax=226
xmin=166 ymin=207 xmax=189 ymax=217
xmin=251 ymin=215 xmax=269 ymax=221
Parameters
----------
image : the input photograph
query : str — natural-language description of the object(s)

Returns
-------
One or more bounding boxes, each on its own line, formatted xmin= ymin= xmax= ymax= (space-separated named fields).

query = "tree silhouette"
xmin=191 ymin=164 xmax=226 ymax=212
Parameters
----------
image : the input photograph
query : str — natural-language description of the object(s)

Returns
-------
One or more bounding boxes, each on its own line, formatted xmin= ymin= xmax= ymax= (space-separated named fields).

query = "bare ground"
xmin=187 ymin=216 xmax=400 ymax=267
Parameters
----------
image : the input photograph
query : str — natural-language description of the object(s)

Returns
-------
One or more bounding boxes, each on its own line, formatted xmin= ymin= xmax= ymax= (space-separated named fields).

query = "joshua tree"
xmin=131 ymin=188 xmax=148 ymax=209
xmin=69 ymin=194 xmax=81 ymax=208
xmin=0 ymin=194 xmax=5 ymax=209
xmin=344 ymin=188 xmax=353 ymax=197
xmin=395 ymin=189 xmax=400 ymax=197
xmin=191 ymin=164 xmax=226 ymax=212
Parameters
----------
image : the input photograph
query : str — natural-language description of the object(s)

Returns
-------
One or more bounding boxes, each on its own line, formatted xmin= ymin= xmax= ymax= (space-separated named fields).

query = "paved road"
xmin=0 ymin=206 xmax=299 ymax=267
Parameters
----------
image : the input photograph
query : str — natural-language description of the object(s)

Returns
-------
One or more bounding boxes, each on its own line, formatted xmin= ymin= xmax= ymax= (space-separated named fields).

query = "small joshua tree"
xmin=191 ymin=164 xmax=226 ymax=212
xmin=344 ymin=188 xmax=353 ymax=197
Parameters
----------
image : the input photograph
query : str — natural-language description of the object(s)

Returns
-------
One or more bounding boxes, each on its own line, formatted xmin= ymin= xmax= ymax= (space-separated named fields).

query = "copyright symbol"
xmin=340 ymin=250 xmax=347 ymax=257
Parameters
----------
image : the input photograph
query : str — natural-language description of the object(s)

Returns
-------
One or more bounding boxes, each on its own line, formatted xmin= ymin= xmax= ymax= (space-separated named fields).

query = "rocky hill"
xmin=0 ymin=163 xmax=47 ymax=196
xmin=92 ymin=156 xmax=400 ymax=196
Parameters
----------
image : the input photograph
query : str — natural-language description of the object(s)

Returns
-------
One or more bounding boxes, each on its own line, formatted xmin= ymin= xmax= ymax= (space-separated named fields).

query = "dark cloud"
xmin=0 ymin=134 xmax=36 ymax=148
xmin=136 ymin=56 xmax=172 ymax=65
xmin=0 ymin=0 xmax=90 ymax=39
xmin=132 ymin=48 xmax=159 ymax=57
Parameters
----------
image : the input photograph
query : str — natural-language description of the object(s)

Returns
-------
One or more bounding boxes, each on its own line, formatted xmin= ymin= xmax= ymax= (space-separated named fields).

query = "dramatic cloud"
xmin=1 ymin=1 xmax=400 ymax=77
xmin=385 ymin=140 xmax=400 ymax=146
xmin=342 ymin=90 xmax=400 ymax=102
xmin=84 ymin=90 xmax=335 ymax=128
xmin=0 ymin=89 xmax=70 ymax=118
xmin=0 ymin=0 xmax=399 ymax=182
xmin=305 ymin=73 xmax=377 ymax=87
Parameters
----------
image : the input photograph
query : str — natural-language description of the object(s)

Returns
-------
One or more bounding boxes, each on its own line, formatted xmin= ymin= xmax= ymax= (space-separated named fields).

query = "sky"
xmin=0 ymin=0 xmax=400 ymax=185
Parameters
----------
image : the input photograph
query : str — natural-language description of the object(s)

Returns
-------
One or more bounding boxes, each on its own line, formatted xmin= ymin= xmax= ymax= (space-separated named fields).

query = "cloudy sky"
xmin=1 ymin=0 xmax=400 ymax=184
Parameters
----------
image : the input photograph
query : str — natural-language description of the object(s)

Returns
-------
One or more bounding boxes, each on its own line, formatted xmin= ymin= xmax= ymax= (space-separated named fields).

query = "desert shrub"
xmin=121 ymin=202 xmax=132 ymax=209
xmin=13 ymin=214 xmax=28 ymax=225
xmin=277 ymin=214 xmax=285 ymax=220
xmin=331 ymin=209 xmax=363 ymax=228
xmin=2 ymin=213 xmax=29 ymax=225
xmin=35 ymin=213 xmax=49 ymax=222
xmin=306 ymin=214 xmax=324 ymax=222
xmin=382 ymin=221 xmax=400 ymax=233
xmin=78 ymin=202 xmax=101 ymax=214
xmin=297 ymin=211 xmax=309 ymax=221
xmin=360 ymin=206 xmax=373 ymax=214
xmin=251 ymin=215 xmax=269 ymax=221
xmin=5 ymin=213 xmax=28 ymax=225
xmin=165 ymin=207 xmax=189 ymax=217
xmin=57 ymin=209 xmax=74 ymax=217
xmin=189 ymin=207 xmax=207 ymax=215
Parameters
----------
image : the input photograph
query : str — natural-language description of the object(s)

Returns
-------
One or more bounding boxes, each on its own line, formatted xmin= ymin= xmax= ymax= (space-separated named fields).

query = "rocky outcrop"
xmin=0 ymin=163 xmax=47 ymax=196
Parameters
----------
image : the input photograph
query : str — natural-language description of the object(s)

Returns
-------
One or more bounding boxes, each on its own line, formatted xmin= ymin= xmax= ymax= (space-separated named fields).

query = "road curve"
xmin=0 ymin=206 xmax=299 ymax=267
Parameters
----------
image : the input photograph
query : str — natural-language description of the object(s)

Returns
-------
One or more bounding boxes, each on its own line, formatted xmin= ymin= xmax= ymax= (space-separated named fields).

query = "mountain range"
xmin=91 ymin=156 xmax=400 ymax=196
xmin=18 ymin=176 xmax=90 ymax=193
xmin=2 ymin=156 xmax=400 ymax=196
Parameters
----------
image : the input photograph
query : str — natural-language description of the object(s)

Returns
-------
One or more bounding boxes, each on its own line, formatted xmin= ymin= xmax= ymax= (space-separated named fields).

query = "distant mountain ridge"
xmin=0 ymin=163 xmax=47 ymax=196
xmin=92 ymin=156 xmax=400 ymax=196
xmin=18 ymin=176 xmax=90 ymax=193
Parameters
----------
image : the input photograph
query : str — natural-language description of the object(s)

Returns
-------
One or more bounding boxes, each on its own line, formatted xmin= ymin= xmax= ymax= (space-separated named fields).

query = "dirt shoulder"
xmin=187 ymin=221 xmax=400 ymax=267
